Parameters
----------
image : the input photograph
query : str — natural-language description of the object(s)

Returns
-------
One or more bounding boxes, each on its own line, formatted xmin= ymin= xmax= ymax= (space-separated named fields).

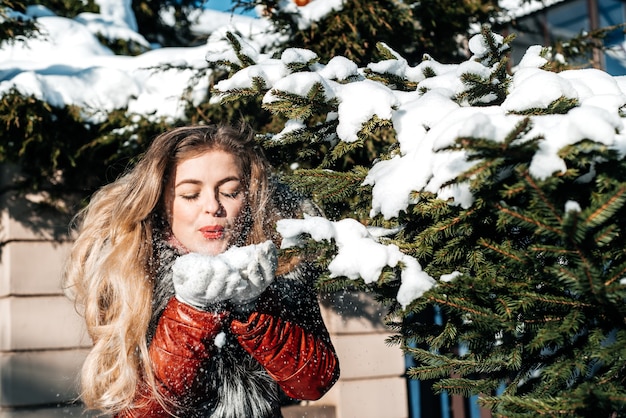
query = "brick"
xmin=0 ymin=192 xmax=71 ymax=243
xmin=0 ymin=241 xmax=72 ymax=297
xmin=0 ymin=349 xmax=88 ymax=408
xmin=0 ymin=405 xmax=101 ymax=418
xmin=0 ymin=296 xmax=90 ymax=351
xmin=320 ymin=291 xmax=388 ymax=335
xmin=0 ymin=405 xmax=100 ymax=417
xmin=282 ymin=404 xmax=336 ymax=418
xmin=331 ymin=332 xmax=406 ymax=380
xmin=332 ymin=377 xmax=408 ymax=418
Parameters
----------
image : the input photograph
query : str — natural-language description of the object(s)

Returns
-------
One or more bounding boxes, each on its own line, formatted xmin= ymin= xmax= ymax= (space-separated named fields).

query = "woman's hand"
xmin=231 ymin=312 xmax=340 ymax=401
xmin=171 ymin=240 xmax=277 ymax=309
xmin=230 ymin=240 xmax=277 ymax=304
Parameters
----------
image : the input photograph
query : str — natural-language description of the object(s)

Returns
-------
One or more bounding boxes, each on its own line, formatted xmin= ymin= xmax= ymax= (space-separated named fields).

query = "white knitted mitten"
xmin=172 ymin=240 xmax=277 ymax=309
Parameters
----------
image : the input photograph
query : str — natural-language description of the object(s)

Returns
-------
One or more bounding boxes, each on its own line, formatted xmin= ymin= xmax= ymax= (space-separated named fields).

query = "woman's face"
xmin=165 ymin=149 xmax=246 ymax=255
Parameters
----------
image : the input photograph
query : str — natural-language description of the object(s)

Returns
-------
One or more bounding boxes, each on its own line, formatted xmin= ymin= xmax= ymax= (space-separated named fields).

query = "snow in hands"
xmin=172 ymin=241 xmax=278 ymax=308
xmin=210 ymin=30 xmax=626 ymax=309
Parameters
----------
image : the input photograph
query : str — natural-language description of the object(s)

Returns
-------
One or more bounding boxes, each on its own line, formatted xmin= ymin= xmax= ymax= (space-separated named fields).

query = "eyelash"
xmin=221 ymin=191 xmax=241 ymax=199
xmin=181 ymin=193 xmax=199 ymax=201
xmin=179 ymin=191 xmax=241 ymax=201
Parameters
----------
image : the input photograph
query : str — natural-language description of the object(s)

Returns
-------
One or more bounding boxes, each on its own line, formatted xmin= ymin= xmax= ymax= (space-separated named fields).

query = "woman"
xmin=64 ymin=124 xmax=340 ymax=417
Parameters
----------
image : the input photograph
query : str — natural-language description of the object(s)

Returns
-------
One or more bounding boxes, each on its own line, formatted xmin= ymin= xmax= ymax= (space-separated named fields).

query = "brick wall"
xmin=0 ymin=166 xmax=94 ymax=417
xmin=313 ymin=292 xmax=409 ymax=418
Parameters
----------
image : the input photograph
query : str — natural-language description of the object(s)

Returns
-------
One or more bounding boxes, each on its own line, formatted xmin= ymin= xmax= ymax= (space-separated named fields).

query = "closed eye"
xmin=180 ymin=193 xmax=200 ymax=201
xmin=220 ymin=190 xmax=241 ymax=199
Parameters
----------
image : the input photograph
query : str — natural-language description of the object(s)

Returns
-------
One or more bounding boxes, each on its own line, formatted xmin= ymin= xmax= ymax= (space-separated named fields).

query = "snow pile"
xmin=0 ymin=2 xmax=271 ymax=122
xmin=498 ymin=0 xmax=568 ymax=19
xmin=274 ymin=0 xmax=345 ymax=30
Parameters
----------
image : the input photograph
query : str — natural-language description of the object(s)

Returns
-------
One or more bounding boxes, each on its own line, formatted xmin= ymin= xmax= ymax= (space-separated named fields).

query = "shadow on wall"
xmin=0 ymin=165 xmax=79 ymax=257
xmin=320 ymin=290 xmax=387 ymax=329
xmin=0 ymin=349 xmax=90 ymax=413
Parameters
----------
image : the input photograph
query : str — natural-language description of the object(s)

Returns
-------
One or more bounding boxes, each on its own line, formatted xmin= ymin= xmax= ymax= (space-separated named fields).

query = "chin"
xmin=198 ymin=247 xmax=225 ymax=256
xmin=196 ymin=241 xmax=229 ymax=255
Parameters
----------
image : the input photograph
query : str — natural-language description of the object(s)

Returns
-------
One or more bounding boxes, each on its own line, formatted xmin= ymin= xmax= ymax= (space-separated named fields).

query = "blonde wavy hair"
xmin=64 ymin=124 xmax=295 ymax=415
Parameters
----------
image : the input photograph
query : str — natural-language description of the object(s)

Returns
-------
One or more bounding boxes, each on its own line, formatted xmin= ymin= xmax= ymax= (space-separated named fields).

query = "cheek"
xmin=234 ymin=200 xmax=245 ymax=219
xmin=171 ymin=199 xmax=197 ymax=228
xmin=227 ymin=199 xmax=247 ymax=226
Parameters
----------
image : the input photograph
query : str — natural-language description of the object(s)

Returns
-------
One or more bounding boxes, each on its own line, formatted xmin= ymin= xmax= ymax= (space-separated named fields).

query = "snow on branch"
xmin=277 ymin=216 xmax=436 ymax=308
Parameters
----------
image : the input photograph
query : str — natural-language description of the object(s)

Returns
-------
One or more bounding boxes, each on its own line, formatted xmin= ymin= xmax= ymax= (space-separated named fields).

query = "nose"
xmin=204 ymin=192 xmax=223 ymax=216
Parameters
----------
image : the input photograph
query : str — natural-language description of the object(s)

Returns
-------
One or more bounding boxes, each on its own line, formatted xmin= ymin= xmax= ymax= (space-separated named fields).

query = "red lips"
xmin=200 ymin=225 xmax=224 ymax=240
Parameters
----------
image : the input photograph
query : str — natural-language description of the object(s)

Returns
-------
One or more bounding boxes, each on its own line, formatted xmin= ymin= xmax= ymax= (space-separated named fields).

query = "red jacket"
xmin=117 ymin=267 xmax=340 ymax=418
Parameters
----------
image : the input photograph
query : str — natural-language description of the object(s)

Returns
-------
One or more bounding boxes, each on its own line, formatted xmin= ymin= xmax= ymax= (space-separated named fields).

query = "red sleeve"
xmin=149 ymin=298 xmax=227 ymax=397
xmin=116 ymin=297 xmax=228 ymax=417
xmin=230 ymin=311 xmax=339 ymax=400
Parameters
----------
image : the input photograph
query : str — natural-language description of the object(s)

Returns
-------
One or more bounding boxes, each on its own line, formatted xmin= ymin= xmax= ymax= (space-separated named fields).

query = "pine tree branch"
xmin=478 ymin=238 xmax=526 ymax=263
xmin=522 ymin=171 xmax=563 ymax=224
xmin=593 ymin=224 xmax=619 ymax=248
xmin=604 ymin=261 xmax=626 ymax=286
xmin=426 ymin=296 xmax=493 ymax=319
xmin=226 ymin=31 xmax=256 ymax=68
xmin=519 ymin=292 xmax=592 ymax=309
xmin=495 ymin=204 xmax=561 ymax=235
xmin=584 ymin=184 xmax=626 ymax=228
xmin=434 ymin=378 xmax=500 ymax=398
xmin=510 ymin=96 xmax=579 ymax=116
xmin=285 ymin=167 xmax=367 ymax=203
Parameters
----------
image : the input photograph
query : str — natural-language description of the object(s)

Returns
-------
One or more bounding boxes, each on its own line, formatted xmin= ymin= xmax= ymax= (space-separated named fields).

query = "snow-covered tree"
xmin=0 ymin=0 xmax=39 ymax=45
xmin=4 ymin=0 xmax=600 ymax=199
xmin=236 ymin=0 xmax=503 ymax=66
xmin=208 ymin=26 xmax=626 ymax=416
xmin=0 ymin=0 xmax=212 ymax=197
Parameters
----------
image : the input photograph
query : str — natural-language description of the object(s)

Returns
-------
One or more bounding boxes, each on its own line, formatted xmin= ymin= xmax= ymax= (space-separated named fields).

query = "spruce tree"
xmin=236 ymin=0 xmax=502 ymax=66
xmin=209 ymin=26 xmax=626 ymax=417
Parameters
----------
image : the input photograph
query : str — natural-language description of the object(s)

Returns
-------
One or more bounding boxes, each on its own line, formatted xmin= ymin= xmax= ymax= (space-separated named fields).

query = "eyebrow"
xmin=174 ymin=176 xmax=241 ymax=189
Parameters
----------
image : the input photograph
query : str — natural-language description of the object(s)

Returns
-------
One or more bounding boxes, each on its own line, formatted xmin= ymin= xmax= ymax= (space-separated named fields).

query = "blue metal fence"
xmin=405 ymin=306 xmax=494 ymax=418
